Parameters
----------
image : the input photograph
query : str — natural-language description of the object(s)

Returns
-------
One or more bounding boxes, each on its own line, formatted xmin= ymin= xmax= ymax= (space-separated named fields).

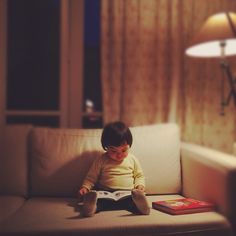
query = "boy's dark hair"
xmin=101 ymin=121 xmax=133 ymax=150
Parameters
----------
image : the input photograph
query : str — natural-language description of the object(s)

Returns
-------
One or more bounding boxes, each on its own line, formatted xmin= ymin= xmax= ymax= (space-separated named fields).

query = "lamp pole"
xmin=219 ymin=39 xmax=236 ymax=115
xmin=220 ymin=41 xmax=226 ymax=115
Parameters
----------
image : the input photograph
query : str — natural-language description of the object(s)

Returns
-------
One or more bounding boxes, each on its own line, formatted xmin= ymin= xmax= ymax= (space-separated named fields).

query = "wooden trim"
xmin=60 ymin=0 xmax=70 ymax=127
xmin=6 ymin=110 xmax=60 ymax=116
xmin=68 ymin=0 xmax=84 ymax=128
xmin=3 ymin=0 xmax=85 ymax=128
xmin=0 ymin=0 xmax=7 ymax=152
xmin=82 ymin=111 xmax=103 ymax=117
xmin=60 ymin=0 xmax=84 ymax=128
xmin=0 ymin=0 xmax=7 ymax=120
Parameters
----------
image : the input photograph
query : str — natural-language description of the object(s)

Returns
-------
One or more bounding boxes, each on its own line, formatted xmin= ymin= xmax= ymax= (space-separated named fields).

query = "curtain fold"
xmin=101 ymin=0 xmax=236 ymax=154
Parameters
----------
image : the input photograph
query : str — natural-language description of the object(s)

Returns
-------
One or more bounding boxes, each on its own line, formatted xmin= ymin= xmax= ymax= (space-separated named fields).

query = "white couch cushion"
xmin=30 ymin=123 xmax=181 ymax=197
xmin=30 ymin=128 xmax=104 ymax=197
xmin=0 ymin=195 xmax=25 ymax=223
xmin=0 ymin=196 xmax=231 ymax=236
xmin=0 ymin=125 xmax=32 ymax=197
xmin=131 ymin=123 xmax=181 ymax=194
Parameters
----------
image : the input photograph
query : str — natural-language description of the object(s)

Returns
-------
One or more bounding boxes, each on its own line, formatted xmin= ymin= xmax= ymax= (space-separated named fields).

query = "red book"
xmin=152 ymin=198 xmax=215 ymax=215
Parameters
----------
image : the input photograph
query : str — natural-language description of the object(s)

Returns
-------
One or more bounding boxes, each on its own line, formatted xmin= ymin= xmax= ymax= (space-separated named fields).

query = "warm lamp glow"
xmin=186 ymin=39 xmax=236 ymax=57
xmin=186 ymin=12 xmax=236 ymax=58
xmin=185 ymin=12 xmax=236 ymax=114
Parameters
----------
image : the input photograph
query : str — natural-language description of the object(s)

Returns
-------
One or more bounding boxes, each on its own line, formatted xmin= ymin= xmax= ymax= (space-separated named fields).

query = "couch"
xmin=1 ymin=123 xmax=236 ymax=236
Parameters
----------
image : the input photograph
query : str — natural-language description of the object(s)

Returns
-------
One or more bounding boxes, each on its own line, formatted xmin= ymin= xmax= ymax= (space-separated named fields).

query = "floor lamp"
xmin=185 ymin=12 xmax=236 ymax=115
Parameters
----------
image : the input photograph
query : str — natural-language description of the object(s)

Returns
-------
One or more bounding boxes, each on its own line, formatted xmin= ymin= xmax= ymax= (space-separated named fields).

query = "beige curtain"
xmin=101 ymin=0 xmax=236 ymax=154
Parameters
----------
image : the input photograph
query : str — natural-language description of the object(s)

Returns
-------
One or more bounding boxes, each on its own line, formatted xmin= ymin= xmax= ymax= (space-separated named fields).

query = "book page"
xmin=97 ymin=190 xmax=131 ymax=201
xmin=113 ymin=190 xmax=131 ymax=201
xmin=97 ymin=191 xmax=114 ymax=199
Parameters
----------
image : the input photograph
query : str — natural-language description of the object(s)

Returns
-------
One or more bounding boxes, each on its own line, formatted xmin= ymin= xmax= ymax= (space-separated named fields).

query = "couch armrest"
xmin=181 ymin=142 xmax=236 ymax=221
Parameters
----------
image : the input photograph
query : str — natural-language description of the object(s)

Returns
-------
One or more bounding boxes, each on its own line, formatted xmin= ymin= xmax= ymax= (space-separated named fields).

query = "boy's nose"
xmin=117 ymin=153 xmax=122 ymax=157
xmin=116 ymin=152 xmax=124 ymax=158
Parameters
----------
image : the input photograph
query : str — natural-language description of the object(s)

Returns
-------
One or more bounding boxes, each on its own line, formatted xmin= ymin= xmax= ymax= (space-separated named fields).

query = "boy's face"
xmin=107 ymin=144 xmax=129 ymax=162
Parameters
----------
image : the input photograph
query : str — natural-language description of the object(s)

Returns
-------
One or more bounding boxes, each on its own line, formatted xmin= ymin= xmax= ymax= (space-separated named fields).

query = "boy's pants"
xmin=96 ymin=196 xmax=139 ymax=214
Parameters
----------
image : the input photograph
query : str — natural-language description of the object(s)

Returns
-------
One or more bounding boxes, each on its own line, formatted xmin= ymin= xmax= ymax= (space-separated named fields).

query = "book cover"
xmin=152 ymin=198 xmax=215 ymax=215
xmin=97 ymin=190 xmax=131 ymax=201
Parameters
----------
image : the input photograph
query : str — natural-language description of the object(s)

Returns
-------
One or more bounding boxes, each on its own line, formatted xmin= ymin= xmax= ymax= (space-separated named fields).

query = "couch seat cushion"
xmin=0 ymin=195 xmax=231 ymax=236
xmin=0 ymin=195 xmax=25 ymax=223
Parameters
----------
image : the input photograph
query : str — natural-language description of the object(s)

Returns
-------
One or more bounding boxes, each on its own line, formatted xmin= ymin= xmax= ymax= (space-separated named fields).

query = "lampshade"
xmin=186 ymin=12 xmax=236 ymax=58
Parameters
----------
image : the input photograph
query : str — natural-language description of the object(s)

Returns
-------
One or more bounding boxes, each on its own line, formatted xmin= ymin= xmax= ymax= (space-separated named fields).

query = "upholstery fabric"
xmin=181 ymin=142 xmax=236 ymax=219
xmin=1 ymin=124 xmax=236 ymax=236
xmin=30 ymin=128 xmax=103 ymax=197
xmin=0 ymin=196 xmax=25 ymax=223
xmin=131 ymin=123 xmax=181 ymax=194
xmin=0 ymin=125 xmax=32 ymax=196
xmin=0 ymin=195 xmax=231 ymax=236
xmin=30 ymin=124 xmax=181 ymax=196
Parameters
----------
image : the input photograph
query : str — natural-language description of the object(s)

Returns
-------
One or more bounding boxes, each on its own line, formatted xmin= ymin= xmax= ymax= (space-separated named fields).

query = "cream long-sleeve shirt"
xmin=82 ymin=152 xmax=145 ymax=191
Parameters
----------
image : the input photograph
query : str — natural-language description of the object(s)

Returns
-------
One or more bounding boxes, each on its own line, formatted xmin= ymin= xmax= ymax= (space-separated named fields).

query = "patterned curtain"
xmin=101 ymin=0 xmax=236 ymax=154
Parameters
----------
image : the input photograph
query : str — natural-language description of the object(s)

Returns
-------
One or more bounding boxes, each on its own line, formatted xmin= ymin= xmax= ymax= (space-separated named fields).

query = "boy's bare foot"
xmin=131 ymin=189 xmax=150 ymax=215
xmin=82 ymin=191 xmax=97 ymax=217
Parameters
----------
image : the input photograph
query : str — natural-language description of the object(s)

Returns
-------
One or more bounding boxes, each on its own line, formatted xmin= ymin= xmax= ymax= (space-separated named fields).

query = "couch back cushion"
xmin=30 ymin=123 xmax=181 ymax=197
xmin=130 ymin=123 xmax=181 ymax=194
xmin=0 ymin=125 xmax=32 ymax=197
xmin=30 ymin=128 xmax=103 ymax=197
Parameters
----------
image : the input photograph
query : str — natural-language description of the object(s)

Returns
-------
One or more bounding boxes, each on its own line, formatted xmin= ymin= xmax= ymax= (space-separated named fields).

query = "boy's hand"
xmin=78 ymin=187 xmax=89 ymax=198
xmin=135 ymin=185 xmax=145 ymax=192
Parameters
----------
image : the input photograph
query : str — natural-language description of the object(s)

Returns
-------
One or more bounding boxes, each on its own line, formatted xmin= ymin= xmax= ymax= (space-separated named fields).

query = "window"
xmin=3 ymin=0 xmax=102 ymax=129
xmin=6 ymin=0 xmax=60 ymax=127
xmin=82 ymin=0 xmax=103 ymax=128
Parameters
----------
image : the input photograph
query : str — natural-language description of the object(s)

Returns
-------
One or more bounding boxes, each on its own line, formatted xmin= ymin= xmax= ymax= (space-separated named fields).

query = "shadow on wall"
xmin=29 ymin=151 xmax=103 ymax=198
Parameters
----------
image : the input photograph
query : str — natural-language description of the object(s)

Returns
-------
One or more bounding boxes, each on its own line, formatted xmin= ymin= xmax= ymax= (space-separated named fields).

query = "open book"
xmin=97 ymin=190 xmax=131 ymax=201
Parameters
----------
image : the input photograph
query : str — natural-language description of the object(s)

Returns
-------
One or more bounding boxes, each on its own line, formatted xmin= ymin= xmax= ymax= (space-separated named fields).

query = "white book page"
xmin=97 ymin=190 xmax=131 ymax=201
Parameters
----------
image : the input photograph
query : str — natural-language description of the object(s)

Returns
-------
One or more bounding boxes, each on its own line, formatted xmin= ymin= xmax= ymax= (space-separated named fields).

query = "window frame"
xmin=0 ymin=0 xmax=84 ymax=129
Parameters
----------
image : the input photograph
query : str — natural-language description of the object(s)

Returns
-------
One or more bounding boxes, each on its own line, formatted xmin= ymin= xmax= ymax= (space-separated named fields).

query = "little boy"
xmin=78 ymin=121 xmax=150 ymax=217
